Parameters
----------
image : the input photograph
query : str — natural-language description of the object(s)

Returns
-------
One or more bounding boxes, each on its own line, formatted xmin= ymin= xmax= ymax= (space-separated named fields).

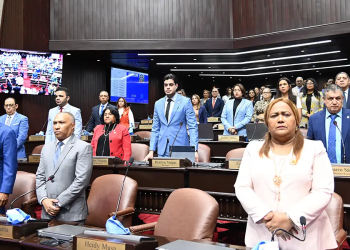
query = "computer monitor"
xmin=169 ymin=146 xmax=195 ymax=163
xmin=198 ymin=123 xmax=214 ymax=140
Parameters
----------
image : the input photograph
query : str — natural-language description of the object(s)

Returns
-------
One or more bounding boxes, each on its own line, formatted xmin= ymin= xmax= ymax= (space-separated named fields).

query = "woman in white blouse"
xmin=116 ymin=97 xmax=135 ymax=129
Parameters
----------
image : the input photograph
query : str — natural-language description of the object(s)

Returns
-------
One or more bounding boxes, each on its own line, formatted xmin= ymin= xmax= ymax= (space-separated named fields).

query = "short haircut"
xmin=57 ymin=112 xmax=75 ymax=123
xmin=163 ymin=74 xmax=178 ymax=84
xmin=323 ymin=84 xmax=343 ymax=97
xmin=56 ymin=87 xmax=69 ymax=97
xmin=5 ymin=97 xmax=17 ymax=104
xmin=100 ymin=90 xmax=109 ymax=96
xmin=233 ymin=84 xmax=246 ymax=97
xmin=335 ymin=72 xmax=349 ymax=79
xmin=296 ymin=77 xmax=303 ymax=81
xmin=100 ymin=107 xmax=120 ymax=124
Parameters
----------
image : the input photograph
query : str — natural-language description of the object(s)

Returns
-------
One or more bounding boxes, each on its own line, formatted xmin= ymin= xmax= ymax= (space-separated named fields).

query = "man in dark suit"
xmin=0 ymin=123 xmax=18 ymax=214
xmin=86 ymin=91 xmax=117 ymax=132
xmin=204 ymin=88 xmax=225 ymax=117
xmin=335 ymin=72 xmax=350 ymax=109
xmin=307 ymin=84 xmax=350 ymax=164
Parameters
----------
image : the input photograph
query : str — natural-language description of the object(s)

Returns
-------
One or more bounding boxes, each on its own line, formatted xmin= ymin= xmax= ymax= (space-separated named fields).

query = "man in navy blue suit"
xmin=86 ymin=91 xmax=117 ymax=133
xmin=0 ymin=123 xmax=18 ymax=214
xmin=335 ymin=72 xmax=350 ymax=109
xmin=204 ymin=88 xmax=225 ymax=117
xmin=307 ymin=84 xmax=350 ymax=164
xmin=143 ymin=74 xmax=198 ymax=162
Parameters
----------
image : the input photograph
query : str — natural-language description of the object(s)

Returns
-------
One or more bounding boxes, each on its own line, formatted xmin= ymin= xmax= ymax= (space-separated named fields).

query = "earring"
xmin=295 ymin=127 xmax=298 ymax=131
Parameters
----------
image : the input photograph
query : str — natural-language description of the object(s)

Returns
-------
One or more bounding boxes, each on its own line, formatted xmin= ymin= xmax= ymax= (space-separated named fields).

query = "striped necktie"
xmin=53 ymin=141 xmax=64 ymax=167
xmin=328 ymin=114 xmax=338 ymax=163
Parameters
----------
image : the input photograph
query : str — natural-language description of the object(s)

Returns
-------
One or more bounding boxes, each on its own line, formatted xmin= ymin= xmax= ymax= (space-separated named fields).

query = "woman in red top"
xmin=117 ymin=97 xmax=135 ymax=129
xmin=91 ymin=107 xmax=131 ymax=161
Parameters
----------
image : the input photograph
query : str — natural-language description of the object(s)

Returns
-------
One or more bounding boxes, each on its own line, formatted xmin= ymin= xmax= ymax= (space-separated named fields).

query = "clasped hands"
xmin=260 ymin=212 xmax=298 ymax=241
xmin=42 ymin=198 xmax=60 ymax=217
xmin=228 ymin=127 xmax=238 ymax=135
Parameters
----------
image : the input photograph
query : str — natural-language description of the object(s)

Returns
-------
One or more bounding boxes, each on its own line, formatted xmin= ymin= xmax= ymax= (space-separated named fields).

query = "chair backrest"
xmin=198 ymin=143 xmax=211 ymax=162
xmin=300 ymin=128 xmax=308 ymax=138
xmin=226 ymin=148 xmax=245 ymax=160
xmin=131 ymin=143 xmax=149 ymax=161
xmin=325 ymin=193 xmax=344 ymax=236
xmin=32 ymin=145 xmax=44 ymax=155
xmin=155 ymin=188 xmax=219 ymax=241
xmin=134 ymin=131 xmax=151 ymax=139
xmin=5 ymin=171 xmax=36 ymax=211
xmin=85 ymin=174 xmax=138 ymax=228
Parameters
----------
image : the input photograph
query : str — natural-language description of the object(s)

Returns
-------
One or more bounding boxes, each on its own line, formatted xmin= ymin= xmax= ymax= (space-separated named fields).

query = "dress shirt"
xmin=5 ymin=112 xmax=16 ymax=125
xmin=164 ymin=93 xmax=178 ymax=123
xmin=118 ymin=108 xmax=135 ymax=127
xmin=325 ymin=109 xmax=342 ymax=164
xmin=99 ymin=102 xmax=108 ymax=115
xmin=58 ymin=104 xmax=68 ymax=113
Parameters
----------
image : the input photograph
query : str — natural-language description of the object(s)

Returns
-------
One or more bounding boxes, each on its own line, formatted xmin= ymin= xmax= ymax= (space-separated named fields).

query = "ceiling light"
xmin=267 ymin=55 xmax=270 ymax=57
xmin=157 ymin=51 xmax=341 ymax=65
xmin=193 ymin=59 xmax=197 ymax=60
xmin=316 ymin=71 xmax=319 ymax=72
xmin=223 ymin=72 xmax=225 ymax=74
xmin=174 ymin=67 xmax=177 ymax=68
xmin=230 ymin=77 xmax=232 ymax=78
xmin=272 ymin=62 xmax=275 ymax=64
xmin=301 ymin=50 xmax=304 ymax=53
xmin=313 ymin=65 xmax=315 ymax=67
xmin=201 ymin=72 xmax=203 ymax=73
xmin=277 ymin=69 xmax=279 ymax=71
xmin=66 ymin=53 xmax=71 ymax=56
xmin=208 ymin=67 xmax=211 ymax=68
xmin=265 ymin=78 xmax=268 ymax=79
xmin=151 ymin=59 xmax=154 ymax=61
xmin=188 ymin=75 xmax=190 ymax=76
xmin=97 ymin=59 xmax=100 ymax=61
xmin=239 ymin=79 xmax=241 ymax=81
xmin=138 ymin=40 xmax=332 ymax=56
xmin=212 ymin=77 xmax=215 ymax=78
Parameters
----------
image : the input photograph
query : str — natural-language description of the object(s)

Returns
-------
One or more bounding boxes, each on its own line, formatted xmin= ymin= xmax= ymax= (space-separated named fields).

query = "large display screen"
xmin=110 ymin=67 xmax=148 ymax=104
xmin=0 ymin=48 xmax=63 ymax=95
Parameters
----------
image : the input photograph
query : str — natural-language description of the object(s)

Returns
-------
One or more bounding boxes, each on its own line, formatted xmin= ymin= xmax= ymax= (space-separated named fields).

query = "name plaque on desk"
xmin=0 ymin=224 xmax=13 ymax=239
xmin=76 ymin=237 xmax=125 ymax=250
xmin=29 ymin=135 xmax=45 ymax=141
xmin=218 ymin=135 xmax=241 ymax=142
xmin=152 ymin=159 xmax=180 ymax=168
xmin=93 ymin=157 xmax=124 ymax=166
xmin=141 ymin=119 xmax=153 ymax=124
xmin=208 ymin=117 xmax=220 ymax=122
xmin=226 ymin=159 xmax=242 ymax=169
xmin=81 ymin=135 xmax=92 ymax=141
xmin=332 ymin=165 xmax=350 ymax=176
xmin=217 ymin=124 xmax=224 ymax=130
xmin=28 ymin=155 xmax=41 ymax=163
xmin=139 ymin=125 xmax=153 ymax=130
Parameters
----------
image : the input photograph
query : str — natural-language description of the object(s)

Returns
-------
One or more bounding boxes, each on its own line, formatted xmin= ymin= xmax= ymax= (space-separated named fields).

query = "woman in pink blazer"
xmin=235 ymin=98 xmax=337 ymax=249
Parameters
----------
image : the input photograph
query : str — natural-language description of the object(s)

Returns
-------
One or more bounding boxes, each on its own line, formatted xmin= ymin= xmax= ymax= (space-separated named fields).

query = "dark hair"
xmin=56 ymin=86 xmax=69 ymax=97
xmin=163 ymin=74 xmax=178 ymax=84
xmin=5 ymin=97 xmax=17 ymax=104
xmin=225 ymin=87 xmax=232 ymax=96
xmin=117 ymin=97 xmax=128 ymax=108
xmin=100 ymin=107 xmax=120 ymax=124
xmin=276 ymin=77 xmax=296 ymax=104
xmin=248 ymin=89 xmax=256 ymax=97
xmin=302 ymin=78 xmax=321 ymax=99
xmin=233 ymin=84 xmax=246 ymax=97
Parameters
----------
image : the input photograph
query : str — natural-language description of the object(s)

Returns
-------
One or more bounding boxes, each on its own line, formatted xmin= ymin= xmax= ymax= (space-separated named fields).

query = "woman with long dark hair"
xmin=248 ymin=89 xmax=259 ymax=106
xmin=276 ymin=77 xmax=302 ymax=118
xmin=299 ymin=78 xmax=323 ymax=128
xmin=222 ymin=87 xmax=232 ymax=103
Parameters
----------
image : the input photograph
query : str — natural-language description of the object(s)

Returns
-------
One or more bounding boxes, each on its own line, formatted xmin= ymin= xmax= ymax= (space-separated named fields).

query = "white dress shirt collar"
xmin=165 ymin=93 xmax=178 ymax=102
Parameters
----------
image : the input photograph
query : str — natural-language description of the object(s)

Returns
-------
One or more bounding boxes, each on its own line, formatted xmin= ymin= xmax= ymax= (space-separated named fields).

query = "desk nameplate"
xmin=76 ymin=237 xmax=125 ymax=250
xmin=28 ymin=135 xmax=45 ymax=141
xmin=217 ymin=124 xmax=224 ymax=130
xmin=228 ymin=160 xmax=241 ymax=169
xmin=0 ymin=224 xmax=13 ymax=239
xmin=141 ymin=120 xmax=153 ymax=124
xmin=218 ymin=135 xmax=240 ymax=142
xmin=28 ymin=155 xmax=41 ymax=163
xmin=81 ymin=135 xmax=92 ymax=141
xmin=139 ymin=125 xmax=152 ymax=130
xmin=152 ymin=159 xmax=180 ymax=168
xmin=208 ymin=117 xmax=220 ymax=122
xmin=93 ymin=157 xmax=124 ymax=166
xmin=333 ymin=166 xmax=350 ymax=177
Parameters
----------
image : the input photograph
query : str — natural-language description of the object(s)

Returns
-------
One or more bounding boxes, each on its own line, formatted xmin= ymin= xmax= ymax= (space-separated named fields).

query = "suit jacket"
xmin=45 ymin=104 xmax=82 ymax=143
xmin=91 ymin=124 xmax=132 ymax=161
xmin=298 ymin=92 xmax=324 ymax=128
xmin=292 ymin=86 xmax=303 ymax=96
xmin=346 ymin=89 xmax=350 ymax=109
xmin=36 ymin=135 xmax=93 ymax=221
xmin=307 ymin=108 xmax=350 ymax=163
xmin=86 ymin=103 xmax=117 ymax=132
xmin=221 ymin=99 xmax=253 ymax=136
xmin=0 ymin=113 xmax=29 ymax=158
xmin=204 ymin=98 xmax=225 ymax=117
xmin=235 ymin=140 xmax=336 ymax=249
xmin=150 ymin=94 xmax=198 ymax=155
xmin=198 ymin=106 xmax=208 ymax=124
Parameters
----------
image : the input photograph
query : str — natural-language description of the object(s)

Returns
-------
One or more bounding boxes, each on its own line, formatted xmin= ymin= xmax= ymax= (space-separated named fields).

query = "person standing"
xmin=36 ymin=112 xmax=93 ymax=223
xmin=191 ymin=94 xmax=208 ymax=124
xmin=116 ymin=97 xmax=135 ymax=129
xmin=276 ymin=77 xmax=302 ymax=118
xmin=0 ymin=123 xmax=17 ymax=214
xmin=45 ymin=87 xmax=82 ymax=143
xmin=200 ymin=89 xmax=210 ymax=106
xmin=86 ymin=91 xmax=116 ymax=133
xmin=222 ymin=87 xmax=232 ymax=103
xmin=292 ymin=77 xmax=304 ymax=96
xmin=0 ymin=98 xmax=29 ymax=158
xmin=204 ymin=88 xmax=225 ymax=117
xmin=335 ymin=72 xmax=350 ymax=109
xmin=143 ymin=74 xmax=198 ymax=161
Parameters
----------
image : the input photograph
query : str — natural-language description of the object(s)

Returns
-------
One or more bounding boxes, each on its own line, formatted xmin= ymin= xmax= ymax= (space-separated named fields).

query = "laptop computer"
xmin=169 ymin=146 xmax=195 ymax=163
xmin=37 ymin=225 xmax=91 ymax=241
xmin=246 ymin=123 xmax=268 ymax=141
xmin=198 ymin=123 xmax=214 ymax=141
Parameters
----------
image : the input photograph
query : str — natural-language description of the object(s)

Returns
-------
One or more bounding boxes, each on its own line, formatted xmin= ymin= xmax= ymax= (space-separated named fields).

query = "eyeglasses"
xmin=306 ymin=82 xmax=314 ymax=85
xmin=212 ymin=91 xmax=218 ymax=93
xmin=4 ymin=104 xmax=15 ymax=107
xmin=262 ymin=92 xmax=271 ymax=94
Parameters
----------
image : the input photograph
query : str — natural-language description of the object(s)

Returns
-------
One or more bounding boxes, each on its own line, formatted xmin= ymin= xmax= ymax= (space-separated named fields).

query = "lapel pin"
xmin=347 ymin=116 xmax=349 ymax=119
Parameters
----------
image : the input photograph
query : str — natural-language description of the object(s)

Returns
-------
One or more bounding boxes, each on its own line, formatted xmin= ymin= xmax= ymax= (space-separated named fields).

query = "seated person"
xmin=91 ymin=107 xmax=131 ymax=161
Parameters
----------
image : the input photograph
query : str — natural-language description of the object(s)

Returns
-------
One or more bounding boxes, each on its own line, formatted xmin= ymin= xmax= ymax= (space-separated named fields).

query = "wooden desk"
xmin=0 ymin=237 xmax=21 ymax=250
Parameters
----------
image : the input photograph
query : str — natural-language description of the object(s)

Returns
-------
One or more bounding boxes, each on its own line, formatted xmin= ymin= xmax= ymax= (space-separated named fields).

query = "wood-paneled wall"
xmin=232 ymin=0 xmax=350 ymax=38
xmin=50 ymin=0 xmax=233 ymax=40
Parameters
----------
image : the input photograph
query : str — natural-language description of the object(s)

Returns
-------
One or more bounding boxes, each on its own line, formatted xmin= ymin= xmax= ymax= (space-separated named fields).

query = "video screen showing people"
xmin=0 ymin=48 xmax=63 ymax=95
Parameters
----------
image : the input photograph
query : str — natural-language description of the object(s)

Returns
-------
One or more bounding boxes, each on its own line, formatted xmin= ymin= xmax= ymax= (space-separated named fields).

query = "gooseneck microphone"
xmin=10 ymin=175 xmax=55 ymax=209
xmin=169 ymin=122 xmax=183 ymax=157
xmin=249 ymin=118 xmax=260 ymax=141
xmin=83 ymin=116 xmax=93 ymax=131
xmin=333 ymin=121 xmax=346 ymax=163
xmin=271 ymin=216 xmax=307 ymax=242
xmin=114 ymin=157 xmax=134 ymax=220
xmin=39 ymin=119 xmax=48 ymax=133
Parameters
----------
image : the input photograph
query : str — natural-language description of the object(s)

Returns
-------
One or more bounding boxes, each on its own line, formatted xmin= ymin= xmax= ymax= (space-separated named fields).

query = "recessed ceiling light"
xmin=277 ymin=69 xmax=279 ymax=71
xmin=272 ymin=62 xmax=275 ymax=64
xmin=316 ymin=71 xmax=319 ymax=72
xmin=301 ymin=50 xmax=304 ymax=53
xmin=66 ymin=53 xmax=71 ymax=56
xmin=280 ymin=74 xmax=282 ymax=76
xmin=239 ymin=79 xmax=241 ymax=81
xmin=313 ymin=65 xmax=315 ymax=67
xmin=307 ymin=58 xmax=310 ymax=60
xmin=291 ymin=76 xmax=293 ymax=77
xmin=208 ymin=67 xmax=211 ymax=68
xmin=97 ymin=59 xmax=100 ymax=61
xmin=212 ymin=77 xmax=215 ymax=78
xmin=267 ymin=55 xmax=270 ymax=57
xmin=213 ymin=80 xmax=215 ymax=82
xmin=319 ymin=73 xmax=322 ymax=75
xmin=188 ymin=75 xmax=190 ymax=76
xmin=223 ymin=72 xmax=225 ymax=74
xmin=193 ymin=59 xmax=197 ymax=60
xmin=151 ymin=59 xmax=154 ymax=61
xmin=230 ymin=77 xmax=232 ymax=78
xmin=174 ymin=67 xmax=177 ymax=68
xmin=265 ymin=78 xmax=268 ymax=79
xmin=201 ymin=72 xmax=203 ymax=73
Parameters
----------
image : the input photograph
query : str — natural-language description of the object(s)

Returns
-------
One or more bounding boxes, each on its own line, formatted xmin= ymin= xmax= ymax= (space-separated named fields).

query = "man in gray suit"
xmin=45 ymin=87 xmax=82 ymax=143
xmin=36 ymin=112 xmax=93 ymax=223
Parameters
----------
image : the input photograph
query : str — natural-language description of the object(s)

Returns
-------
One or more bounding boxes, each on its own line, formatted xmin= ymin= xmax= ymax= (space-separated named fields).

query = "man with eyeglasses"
xmin=0 ymin=97 xmax=29 ymax=158
xmin=292 ymin=77 xmax=304 ymax=96
xmin=144 ymin=73 xmax=198 ymax=162
xmin=204 ymin=87 xmax=225 ymax=117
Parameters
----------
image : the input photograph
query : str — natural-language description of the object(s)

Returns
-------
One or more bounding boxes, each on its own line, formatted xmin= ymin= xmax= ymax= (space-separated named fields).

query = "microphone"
xmin=83 ymin=116 xmax=93 ymax=131
xmin=271 ymin=216 xmax=307 ymax=242
xmin=249 ymin=118 xmax=260 ymax=141
xmin=37 ymin=118 xmax=48 ymax=135
xmin=10 ymin=175 xmax=55 ymax=209
xmin=333 ymin=121 xmax=346 ymax=163
xmin=113 ymin=157 xmax=134 ymax=220
xmin=169 ymin=122 xmax=183 ymax=157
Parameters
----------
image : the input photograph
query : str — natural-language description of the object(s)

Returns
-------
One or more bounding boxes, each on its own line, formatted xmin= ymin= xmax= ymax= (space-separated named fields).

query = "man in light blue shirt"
xmin=308 ymin=84 xmax=350 ymax=164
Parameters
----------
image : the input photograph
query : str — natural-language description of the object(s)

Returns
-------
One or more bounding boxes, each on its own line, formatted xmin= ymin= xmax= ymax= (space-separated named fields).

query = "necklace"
xmin=103 ymin=123 xmax=116 ymax=136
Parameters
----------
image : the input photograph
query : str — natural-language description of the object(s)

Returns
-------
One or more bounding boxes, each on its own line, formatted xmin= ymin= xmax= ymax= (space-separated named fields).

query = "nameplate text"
xmin=229 ymin=160 xmax=241 ymax=169
xmin=217 ymin=124 xmax=224 ymax=130
xmin=152 ymin=159 xmax=180 ymax=168
xmin=141 ymin=120 xmax=153 ymax=124
xmin=333 ymin=166 xmax=350 ymax=177
xmin=139 ymin=125 xmax=153 ymax=130
xmin=93 ymin=158 xmax=109 ymax=166
xmin=0 ymin=225 xmax=13 ymax=239
xmin=29 ymin=135 xmax=45 ymax=141
xmin=28 ymin=155 xmax=41 ymax=163
xmin=76 ymin=238 xmax=125 ymax=250
xmin=218 ymin=135 xmax=240 ymax=142
xmin=81 ymin=135 xmax=92 ymax=141
xmin=208 ymin=117 xmax=220 ymax=122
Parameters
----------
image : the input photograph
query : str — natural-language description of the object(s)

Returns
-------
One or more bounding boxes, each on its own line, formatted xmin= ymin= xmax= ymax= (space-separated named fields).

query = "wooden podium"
xmin=149 ymin=158 xmax=192 ymax=168
xmin=0 ymin=220 xmax=48 ymax=239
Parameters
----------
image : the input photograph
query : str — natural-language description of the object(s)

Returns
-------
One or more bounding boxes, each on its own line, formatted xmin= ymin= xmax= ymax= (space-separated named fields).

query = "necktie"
xmin=212 ymin=98 xmax=216 ymax=108
xmin=328 ymin=114 xmax=337 ymax=163
xmin=53 ymin=141 xmax=64 ymax=167
xmin=5 ymin=116 xmax=11 ymax=126
xmin=165 ymin=99 xmax=172 ymax=122
xmin=343 ymin=91 xmax=347 ymax=108
xmin=60 ymin=107 xmax=63 ymax=112
xmin=100 ymin=105 xmax=105 ymax=116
